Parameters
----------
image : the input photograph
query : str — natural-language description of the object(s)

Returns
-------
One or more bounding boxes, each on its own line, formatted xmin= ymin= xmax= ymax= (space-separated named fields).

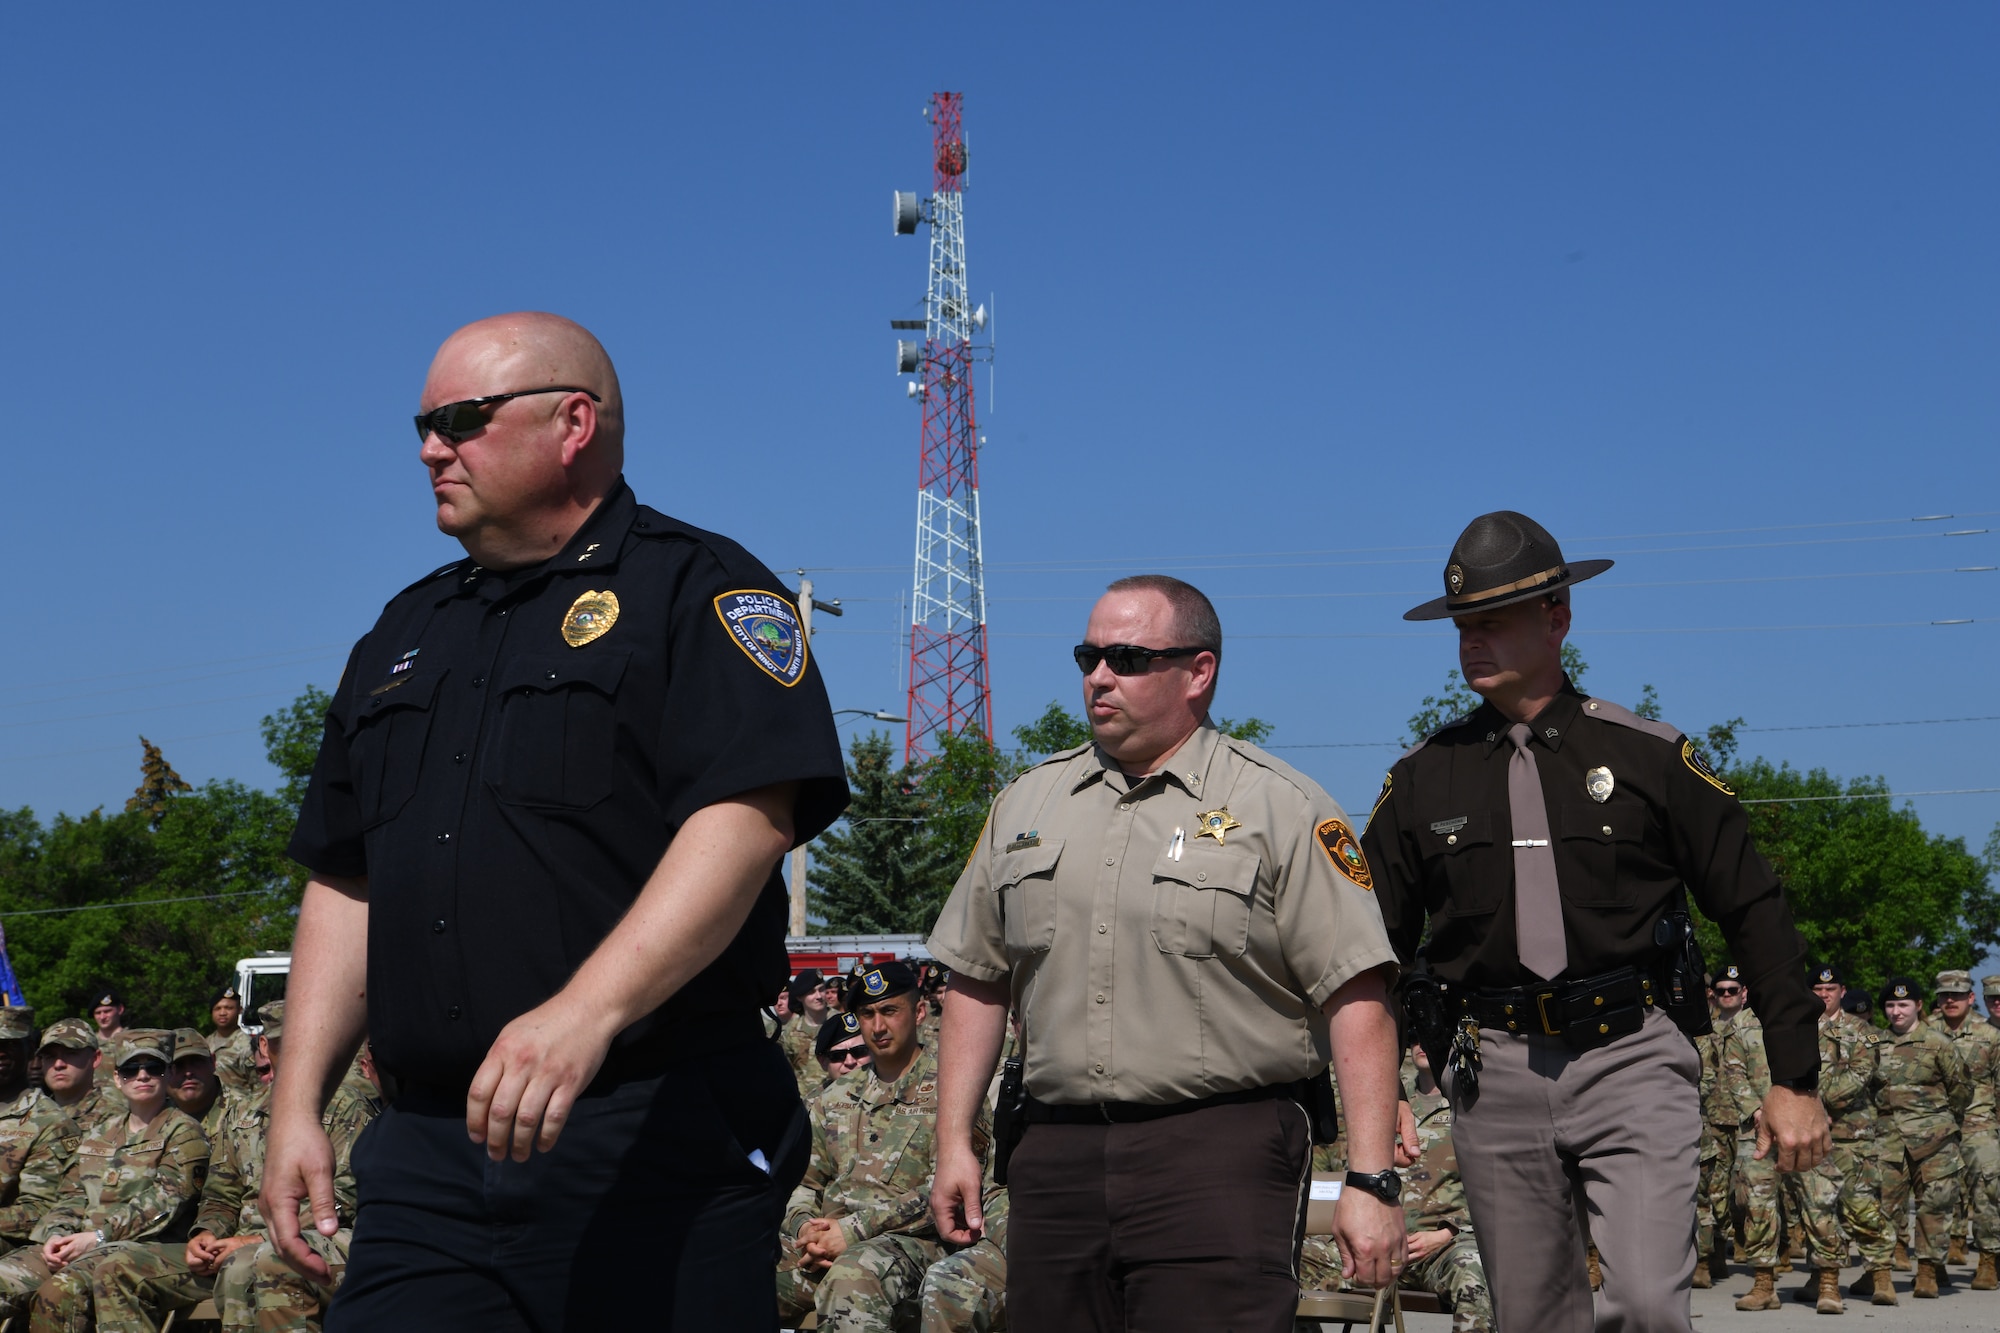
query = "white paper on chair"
xmin=1308 ymin=1180 xmax=1343 ymax=1201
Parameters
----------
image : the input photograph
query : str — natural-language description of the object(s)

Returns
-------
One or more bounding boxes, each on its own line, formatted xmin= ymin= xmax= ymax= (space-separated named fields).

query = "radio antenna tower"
xmin=892 ymin=91 xmax=993 ymax=762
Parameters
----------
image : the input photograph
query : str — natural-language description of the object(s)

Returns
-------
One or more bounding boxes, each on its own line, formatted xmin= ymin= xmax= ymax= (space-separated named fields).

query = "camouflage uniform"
xmin=778 ymin=1044 xmax=986 ymax=1332
xmin=1814 ymin=1006 xmax=1895 ymax=1271
xmin=1300 ymin=1061 xmax=1493 ymax=1333
xmin=0 ymin=1084 xmax=83 ymax=1258
xmin=1695 ymin=1010 xmax=1741 ymax=1263
xmin=1717 ymin=1010 xmax=1782 ymax=1267
xmin=0 ymin=1103 xmax=209 ymax=1324
xmin=1875 ymin=1017 xmax=1969 ymax=1263
xmin=779 ymin=1016 xmax=828 ymax=1100
xmin=918 ymin=1155 xmax=1008 ymax=1332
xmin=65 ymin=1084 xmax=129 ymax=1134
xmin=1934 ymin=1008 xmax=2000 ymax=1259
xmin=206 ymin=1030 xmax=258 ymax=1103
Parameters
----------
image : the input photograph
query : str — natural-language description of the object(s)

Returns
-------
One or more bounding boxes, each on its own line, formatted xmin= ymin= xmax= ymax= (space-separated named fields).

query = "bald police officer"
xmin=928 ymin=574 xmax=1409 ymax=1333
xmin=1363 ymin=512 xmax=1828 ymax=1333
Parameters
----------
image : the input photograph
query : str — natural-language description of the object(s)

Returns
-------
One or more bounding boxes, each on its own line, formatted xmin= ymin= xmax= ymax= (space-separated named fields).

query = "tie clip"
xmin=1511 ymin=838 xmax=1550 ymax=848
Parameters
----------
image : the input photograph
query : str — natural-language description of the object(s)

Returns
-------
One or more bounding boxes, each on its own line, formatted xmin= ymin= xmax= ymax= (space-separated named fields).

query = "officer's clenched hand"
xmin=466 ymin=993 xmax=618 ymax=1162
xmin=263 ymin=1105 xmax=340 ymax=1283
xmin=1334 ymin=1190 xmax=1408 ymax=1289
xmin=1394 ymin=1098 xmax=1420 ymax=1168
xmin=1755 ymin=1084 xmax=1830 ymax=1172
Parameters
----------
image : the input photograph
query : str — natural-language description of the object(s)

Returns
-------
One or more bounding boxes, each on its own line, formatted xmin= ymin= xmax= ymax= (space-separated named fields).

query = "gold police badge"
xmin=562 ymin=591 xmax=620 ymax=647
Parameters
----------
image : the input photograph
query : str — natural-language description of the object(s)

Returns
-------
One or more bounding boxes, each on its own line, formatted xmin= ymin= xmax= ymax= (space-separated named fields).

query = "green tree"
xmin=1690 ymin=760 xmax=1999 ymax=999
xmin=260 ymin=684 xmax=331 ymax=807
xmin=125 ymin=737 xmax=191 ymax=826
xmin=1012 ymin=701 xmax=1092 ymax=760
xmin=911 ymin=727 xmax=1020 ymax=890
xmin=808 ymin=732 xmax=954 ymax=934
xmin=1405 ymin=642 xmax=1593 ymax=743
xmin=0 ymin=687 xmax=326 ymax=1029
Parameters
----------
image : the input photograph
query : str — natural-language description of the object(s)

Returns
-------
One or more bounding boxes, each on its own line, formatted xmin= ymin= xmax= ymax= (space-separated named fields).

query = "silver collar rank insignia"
xmin=714 ymin=590 xmax=808 ymax=686
xmin=562 ymin=591 xmax=620 ymax=647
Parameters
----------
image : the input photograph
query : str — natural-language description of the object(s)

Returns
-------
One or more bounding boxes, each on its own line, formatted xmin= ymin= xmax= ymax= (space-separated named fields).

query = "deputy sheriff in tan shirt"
xmin=926 ymin=574 xmax=1408 ymax=1333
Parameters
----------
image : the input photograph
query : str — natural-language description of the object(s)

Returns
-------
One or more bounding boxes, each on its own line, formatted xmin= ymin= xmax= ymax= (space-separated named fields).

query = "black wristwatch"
xmin=1344 ymin=1168 xmax=1403 ymax=1204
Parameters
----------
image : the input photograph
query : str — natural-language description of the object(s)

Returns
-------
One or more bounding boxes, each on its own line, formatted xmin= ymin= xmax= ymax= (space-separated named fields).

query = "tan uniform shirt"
xmin=927 ymin=723 xmax=1396 ymax=1105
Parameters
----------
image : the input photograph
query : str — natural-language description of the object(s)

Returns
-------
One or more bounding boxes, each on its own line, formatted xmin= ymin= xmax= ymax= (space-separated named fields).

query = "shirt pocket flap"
xmin=351 ymin=666 xmax=447 ymax=730
xmin=994 ymin=839 xmax=1064 ymax=888
xmin=1558 ymin=804 xmax=1642 ymax=843
xmin=1150 ymin=841 xmax=1257 ymax=898
xmin=1423 ymin=812 xmax=1492 ymax=854
xmin=494 ymin=650 xmax=630 ymax=697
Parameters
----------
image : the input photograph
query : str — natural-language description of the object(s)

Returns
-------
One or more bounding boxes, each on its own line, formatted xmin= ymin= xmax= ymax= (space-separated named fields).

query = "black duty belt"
xmin=1023 ymin=1078 xmax=1310 ymax=1126
xmin=1461 ymin=966 xmax=1655 ymax=1049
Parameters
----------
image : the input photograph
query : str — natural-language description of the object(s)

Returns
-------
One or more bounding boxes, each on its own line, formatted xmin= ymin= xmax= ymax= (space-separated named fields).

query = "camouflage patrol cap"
xmin=1935 ymin=970 xmax=1973 ymax=996
xmin=1984 ymin=973 xmax=2000 ymax=997
xmin=815 ymin=1011 xmax=865 ymax=1059
xmin=113 ymin=1030 xmax=173 ymax=1068
xmin=170 ymin=1028 xmax=210 ymax=1061
xmin=257 ymin=1000 xmax=284 ymax=1040
xmin=0 ymin=1008 xmax=33 ymax=1042
xmin=851 ymin=960 xmax=919 ymax=1007
xmin=38 ymin=1017 xmax=98 ymax=1053
xmin=1879 ymin=976 xmax=1921 ymax=1006
xmin=1810 ymin=963 xmax=1842 ymax=986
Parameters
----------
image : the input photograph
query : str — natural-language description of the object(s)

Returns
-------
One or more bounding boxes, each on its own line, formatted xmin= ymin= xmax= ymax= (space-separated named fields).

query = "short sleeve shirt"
xmin=926 ymin=724 xmax=1396 ymax=1105
xmin=289 ymin=479 xmax=848 ymax=1091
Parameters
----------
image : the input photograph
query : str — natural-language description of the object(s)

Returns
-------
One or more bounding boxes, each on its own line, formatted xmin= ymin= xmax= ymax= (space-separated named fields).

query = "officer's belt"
xmin=1022 ymin=1077 xmax=1310 ymax=1126
xmin=1460 ymin=966 xmax=1654 ymax=1049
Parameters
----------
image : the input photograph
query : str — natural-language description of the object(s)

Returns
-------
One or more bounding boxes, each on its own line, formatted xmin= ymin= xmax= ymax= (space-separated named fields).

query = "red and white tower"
xmin=893 ymin=92 xmax=993 ymax=762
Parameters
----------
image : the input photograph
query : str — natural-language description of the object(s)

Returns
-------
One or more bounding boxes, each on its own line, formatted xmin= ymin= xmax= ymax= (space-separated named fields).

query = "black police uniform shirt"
xmin=1361 ymin=682 xmax=1820 ymax=1081
xmin=290 ymin=479 xmax=848 ymax=1092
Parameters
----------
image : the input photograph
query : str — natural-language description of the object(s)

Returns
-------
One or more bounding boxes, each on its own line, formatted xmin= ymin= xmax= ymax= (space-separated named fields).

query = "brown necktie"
xmin=1508 ymin=723 xmax=1568 ymax=980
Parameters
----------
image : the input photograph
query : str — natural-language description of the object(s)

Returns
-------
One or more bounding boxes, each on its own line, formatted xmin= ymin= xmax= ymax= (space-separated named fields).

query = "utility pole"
xmin=788 ymin=573 xmax=843 ymax=936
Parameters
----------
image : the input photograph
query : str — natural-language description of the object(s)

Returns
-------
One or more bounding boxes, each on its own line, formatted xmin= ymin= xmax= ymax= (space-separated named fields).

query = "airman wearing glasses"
xmin=0 ymin=1007 xmax=80 ymax=1262
xmin=268 ymin=312 xmax=848 ymax=1331
xmin=814 ymin=1012 xmax=871 ymax=1085
xmin=0 ymin=1031 xmax=210 ymax=1324
xmin=927 ymin=574 xmax=1410 ymax=1333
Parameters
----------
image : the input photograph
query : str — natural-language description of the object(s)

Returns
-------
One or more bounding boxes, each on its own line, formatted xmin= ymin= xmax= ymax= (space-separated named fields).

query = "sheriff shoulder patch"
xmin=1316 ymin=817 xmax=1373 ymax=890
xmin=713 ymin=590 xmax=808 ymax=686
xmin=1681 ymin=738 xmax=1734 ymax=795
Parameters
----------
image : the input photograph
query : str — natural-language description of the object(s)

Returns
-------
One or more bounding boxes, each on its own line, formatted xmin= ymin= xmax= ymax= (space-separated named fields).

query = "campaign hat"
xmin=1405 ymin=511 xmax=1614 ymax=622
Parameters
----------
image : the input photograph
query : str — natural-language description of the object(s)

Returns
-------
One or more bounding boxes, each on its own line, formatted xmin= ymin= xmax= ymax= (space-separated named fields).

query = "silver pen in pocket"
xmin=1169 ymin=827 xmax=1185 ymax=861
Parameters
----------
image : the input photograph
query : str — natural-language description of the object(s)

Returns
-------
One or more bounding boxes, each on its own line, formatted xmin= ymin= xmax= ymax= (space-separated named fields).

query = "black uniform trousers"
xmin=1007 ymin=1097 xmax=1314 ymax=1333
xmin=328 ymin=1040 xmax=808 ymax=1332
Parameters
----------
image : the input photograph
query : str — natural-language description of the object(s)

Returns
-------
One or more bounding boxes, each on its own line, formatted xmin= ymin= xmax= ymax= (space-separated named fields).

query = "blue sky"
xmin=2 ymin=6 xmax=1995 ymax=963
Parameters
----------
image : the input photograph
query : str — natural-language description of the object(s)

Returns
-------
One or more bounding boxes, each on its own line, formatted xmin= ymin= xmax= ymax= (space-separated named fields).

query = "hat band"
xmin=1448 ymin=562 xmax=1568 ymax=608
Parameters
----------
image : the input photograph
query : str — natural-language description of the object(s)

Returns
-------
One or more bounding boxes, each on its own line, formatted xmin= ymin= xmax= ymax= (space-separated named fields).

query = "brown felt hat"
xmin=1404 ymin=511 xmax=1614 ymax=622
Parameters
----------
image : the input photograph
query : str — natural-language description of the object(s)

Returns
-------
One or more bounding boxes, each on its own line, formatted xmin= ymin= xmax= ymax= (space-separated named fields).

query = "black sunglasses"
xmin=1072 ymin=643 xmax=1207 ymax=676
xmin=827 ymin=1044 xmax=869 ymax=1063
xmin=414 ymin=386 xmax=602 ymax=445
xmin=117 ymin=1059 xmax=168 ymax=1079
xmin=1712 ymin=985 xmax=1744 ymax=996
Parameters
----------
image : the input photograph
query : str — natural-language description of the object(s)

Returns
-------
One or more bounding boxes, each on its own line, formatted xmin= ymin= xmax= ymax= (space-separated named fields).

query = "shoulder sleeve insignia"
xmin=1316 ymin=817 xmax=1374 ymax=890
xmin=712 ymin=590 xmax=808 ymax=686
xmin=1369 ymin=772 xmax=1393 ymax=822
xmin=1681 ymin=738 xmax=1734 ymax=796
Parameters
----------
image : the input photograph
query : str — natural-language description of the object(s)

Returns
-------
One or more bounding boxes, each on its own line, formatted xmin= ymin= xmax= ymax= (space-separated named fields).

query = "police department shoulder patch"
xmin=1681 ymin=739 xmax=1734 ymax=796
xmin=713 ymin=590 xmax=808 ymax=686
xmin=1316 ymin=817 xmax=1374 ymax=891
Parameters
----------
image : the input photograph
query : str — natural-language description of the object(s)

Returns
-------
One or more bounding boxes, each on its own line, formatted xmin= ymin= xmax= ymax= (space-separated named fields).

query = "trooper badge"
xmin=1586 ymin=766 xmax=1615 ymax=803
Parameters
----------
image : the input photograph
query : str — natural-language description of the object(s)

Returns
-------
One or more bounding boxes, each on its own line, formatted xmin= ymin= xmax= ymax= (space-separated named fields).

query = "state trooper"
xmin=1930 ymin=968 xmax=2000 ymax=1289
xmin=1874 ymin=976 xmax=1969 ymax=1298
xmin=928 ymin=575 xmax=1409 ymax=1332
xmin=1362 ymin=512 xmax=1827 ymax=1333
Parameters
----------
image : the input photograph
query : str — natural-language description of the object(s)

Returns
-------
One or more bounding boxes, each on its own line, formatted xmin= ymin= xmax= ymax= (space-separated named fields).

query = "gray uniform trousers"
xmin=1447 ymin=1008 xmax=1702 ymax=1333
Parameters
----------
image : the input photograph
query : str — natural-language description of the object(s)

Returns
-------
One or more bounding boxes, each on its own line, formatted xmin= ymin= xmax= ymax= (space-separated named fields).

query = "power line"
xmin=0 ymin=688 xmax=319 ymax=733
xmin=0 ymin=728 xmax=260 ymax=766
xmin=1740 ymin=788 xmax=2000 ymax=805
xmin=1271 ymin=713 xmax=2000 ymax=752
xmin=0 ymin=888 xmax=282 ymax=919
xmin=0 ymin=644 xmax=346 ymax=697
xmin=0 ymin=654 xmax=345 ymax=712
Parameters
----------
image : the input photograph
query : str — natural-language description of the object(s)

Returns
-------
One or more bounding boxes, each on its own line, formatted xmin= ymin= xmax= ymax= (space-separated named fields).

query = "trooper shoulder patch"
xmin=1682 ymin=739 xmax=1734 ymax=795
xmin=1370 ymin=772 xmax=1393 ymax=822
xmin=1316 ymin=817 xmax=1373 ymax=890
xmin=713 ymin=590 xmax=808 ymax=686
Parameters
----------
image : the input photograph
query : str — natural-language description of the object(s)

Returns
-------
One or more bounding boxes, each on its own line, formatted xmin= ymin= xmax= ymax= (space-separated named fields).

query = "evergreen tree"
xmin=808 ymin=732 xmax=955 ymax=934
xmin=125 ymin=737 xmax=192 ymax=826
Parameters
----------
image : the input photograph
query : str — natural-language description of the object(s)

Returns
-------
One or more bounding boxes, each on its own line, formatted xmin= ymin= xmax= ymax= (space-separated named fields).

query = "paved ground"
xmin=1304 ymin=1255 xmax=2000 ymax=1330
